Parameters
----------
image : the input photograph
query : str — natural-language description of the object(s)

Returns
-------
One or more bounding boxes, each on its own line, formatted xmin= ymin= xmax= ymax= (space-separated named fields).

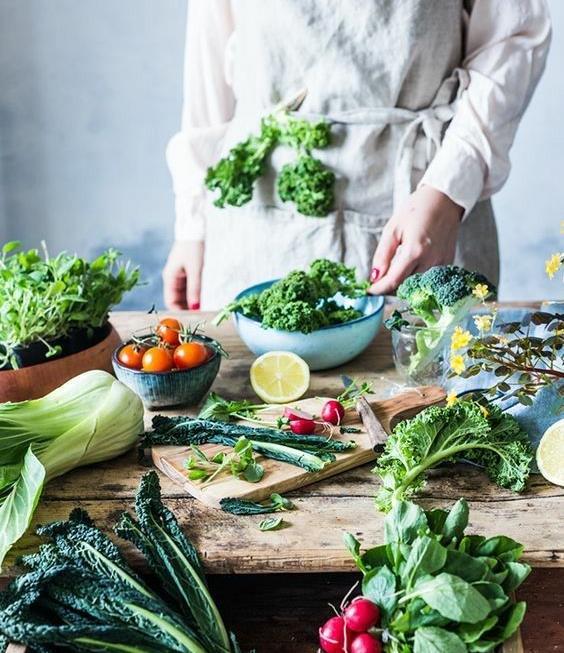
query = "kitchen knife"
xmin=356 ymin=396 xmax=389 ymax=449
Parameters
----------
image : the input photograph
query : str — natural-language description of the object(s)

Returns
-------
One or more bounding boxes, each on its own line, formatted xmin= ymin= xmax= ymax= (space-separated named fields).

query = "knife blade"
xmin=356 ymin=396 xmax=389 ymax=450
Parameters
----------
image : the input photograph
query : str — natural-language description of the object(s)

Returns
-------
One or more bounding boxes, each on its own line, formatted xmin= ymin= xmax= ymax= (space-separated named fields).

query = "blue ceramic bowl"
xmin=112 ymin=335 xmax=221 ymax=409
xmin=232 ymin=280 xmax=385 ymax=370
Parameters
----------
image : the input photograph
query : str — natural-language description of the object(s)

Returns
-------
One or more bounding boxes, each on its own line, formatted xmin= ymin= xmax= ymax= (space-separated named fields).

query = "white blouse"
xmin=167 ymin=0 xmax=551 ymax=242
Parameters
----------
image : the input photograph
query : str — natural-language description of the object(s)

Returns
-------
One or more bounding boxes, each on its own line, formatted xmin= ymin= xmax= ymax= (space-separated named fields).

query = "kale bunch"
xmin=213 ymin=259 xmax=369 ymax=333
xmin=205 ymin=111 xmax=335 ymax=217
xmin=375 ymin=400 xmax=533 ymax=512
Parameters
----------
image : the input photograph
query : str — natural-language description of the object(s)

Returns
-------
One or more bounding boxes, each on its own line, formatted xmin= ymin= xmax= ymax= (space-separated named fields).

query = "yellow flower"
xmin=479 ymin=405 xmax=489 ymax=418
xmin=496 ymin=335 xmax=509 ymax=346
xmin=451 ymin=326 xmax=473 ymax=351
xmin=450 ymin=354 xmax=466 ymax=375
xmin=545 ymin=253 xmax=562 ymax=279
xmin=472 ymin=283 xmax=490 ymax=301
xmin=473 ymin=314 xmax=494 ymax=333
xmin=446 ymin=391 xmax=458 ymax=407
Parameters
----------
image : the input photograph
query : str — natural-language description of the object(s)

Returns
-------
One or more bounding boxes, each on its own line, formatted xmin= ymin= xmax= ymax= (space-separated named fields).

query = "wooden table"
xmin=5 ymin=310 xmax=564 ymax=651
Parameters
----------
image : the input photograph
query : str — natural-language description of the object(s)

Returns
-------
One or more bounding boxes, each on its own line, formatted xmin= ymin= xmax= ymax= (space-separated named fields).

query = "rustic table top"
xmin=7 ymin=308 xmax=563 ymax=574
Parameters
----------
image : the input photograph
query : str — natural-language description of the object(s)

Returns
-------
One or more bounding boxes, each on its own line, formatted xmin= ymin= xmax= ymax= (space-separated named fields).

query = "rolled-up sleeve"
xmin=166 ymin=0 xmax=235 ymax=241
xmin=420 ymin=0 xmax=551 ymax=216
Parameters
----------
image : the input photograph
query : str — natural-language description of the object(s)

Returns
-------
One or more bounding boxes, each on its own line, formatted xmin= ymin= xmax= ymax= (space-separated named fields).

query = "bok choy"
xmin=0 ymin=370 xmax=143 ymax=568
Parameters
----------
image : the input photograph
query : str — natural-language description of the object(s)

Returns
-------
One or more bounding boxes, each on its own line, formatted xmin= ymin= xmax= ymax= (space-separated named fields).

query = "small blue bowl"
xmin=112 ymin=335 xmax=221 ymax=409
xmin=232 ymin=280 xmax=385 ymax=370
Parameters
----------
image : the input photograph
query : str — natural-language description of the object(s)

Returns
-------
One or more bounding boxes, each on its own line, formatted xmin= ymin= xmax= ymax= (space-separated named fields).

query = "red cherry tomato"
xmin=156 ymin=317 xmax=182 ymax=347
xmin=344 ymin=597 xmax=381 ymax=632
xmin=173 ymin=342 xmax=208 ymax=369
xmin=117 ymin=344 xmax=147 ymax=370
xmin=142 ymin=347 xmax=174 ymax=372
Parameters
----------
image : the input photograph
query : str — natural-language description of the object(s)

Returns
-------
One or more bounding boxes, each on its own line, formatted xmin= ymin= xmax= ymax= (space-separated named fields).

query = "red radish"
xmin=321 ymin=400 xmax=345 ymax=425
xmin=349 ymin=633 xmax=382 ymax=653
xmin=289 ymin=418 xmax=316 ymax=435
xmin=284 ymin=406 xmax=314 ymax=421
xmin=319 ymin=615 xmax=349 ymax=653
xmin=343 ymin=597 xmax=381 ymax=632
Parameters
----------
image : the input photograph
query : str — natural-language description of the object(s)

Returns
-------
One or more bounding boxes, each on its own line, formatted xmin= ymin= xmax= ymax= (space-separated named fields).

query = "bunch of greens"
xmin=374 ymin=400 xmax=532 ymax=512
xmin=185 ymin=437 xmax=265 ymax=484
xmin=219 ymin=493 xmax=294 ymax=515
xmin=0 ymin=472 xmax=246 ymax=653
xmin=344 ymin=498 xmax=530 ymax=653
xmin=213 ymin=258 xmax=369 ymax=332
xmin=384 ymin=265 xmax=496 ymax=376
xmin=205 ymin=110 xmax=335 ymax=217
xmin=142 ymin=414 xmax=356 ymax=473
xmin=0 ymin=370 xmax=144 ymax=569
xmin=0 ymin=242 xmax=139 ymax=368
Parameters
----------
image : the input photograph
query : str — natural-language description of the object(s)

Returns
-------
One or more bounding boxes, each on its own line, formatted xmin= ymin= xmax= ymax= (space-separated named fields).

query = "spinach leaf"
xmin=385 ymin=500 xmax=427 ymax=544
xmin=362 ymin=544 xmax=392 ymax=573
xmin=362 ymin=565 xmax=397 ymax=620
xmin=410 ymin=573 xmax=491 ymax=624
xmin=442 ymin=549 xmax=490 ymax=584
xmin=458 ymin=615 xmax=498 ymax=643
xmin=475 ymin=536 xmax=523 ymax=561
xmin=442 ymin=498 xmax=469 ymax=543
xmin=501 ymin=561 xmax=531 ymax=593
xmin=402 ymin=536 xmax=447 ymax=588
xmin=413 ymin=626 xmax=467 ymax=653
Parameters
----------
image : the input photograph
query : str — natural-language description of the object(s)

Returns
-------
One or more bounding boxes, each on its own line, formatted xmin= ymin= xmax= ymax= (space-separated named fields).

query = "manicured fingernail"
xmin=369 ymin=268 xmax=380 ymax=283
xmin=189 ymin=302 xmax=200 ymax=311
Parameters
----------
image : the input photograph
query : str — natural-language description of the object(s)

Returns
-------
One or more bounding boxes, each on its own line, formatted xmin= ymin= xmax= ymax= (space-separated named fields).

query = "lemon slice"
xmin=536 ymin=419 xmax=564 ymax=486
xmin=250 ymin=351 xmax=310 ymax=404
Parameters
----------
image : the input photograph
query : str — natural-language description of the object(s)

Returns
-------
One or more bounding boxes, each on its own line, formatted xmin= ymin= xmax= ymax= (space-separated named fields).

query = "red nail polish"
xmin=370 ymin=268 xmax=380 ymax=283
xmin=190 ymin=302 xmax=200 ymax=311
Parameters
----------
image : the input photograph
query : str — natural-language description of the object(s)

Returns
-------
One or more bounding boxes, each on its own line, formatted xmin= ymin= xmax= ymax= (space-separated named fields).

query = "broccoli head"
xmin=392 ymin=265 xmax=497 ymax=375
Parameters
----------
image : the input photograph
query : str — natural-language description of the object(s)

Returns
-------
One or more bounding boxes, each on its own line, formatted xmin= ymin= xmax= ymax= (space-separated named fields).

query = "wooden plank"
xmin=151 ymin=387 xmax=445 ymax=508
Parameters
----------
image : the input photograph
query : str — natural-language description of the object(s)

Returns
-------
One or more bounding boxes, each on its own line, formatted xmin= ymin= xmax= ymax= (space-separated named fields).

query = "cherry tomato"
xmin=156 ymin=317 xmax=182 ymax=347
xmin=117 ymin=344 xmax=147 ymax=370
xmin=142 ymin=346 xmax=174 ymax=372
xmin=173 ymin=342 xmax=208 ymax=369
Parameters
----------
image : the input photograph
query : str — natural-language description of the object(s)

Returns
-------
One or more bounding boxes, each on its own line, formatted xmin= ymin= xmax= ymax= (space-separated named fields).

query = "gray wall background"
xmin=0 ymin=0 xmax=562 ymax=308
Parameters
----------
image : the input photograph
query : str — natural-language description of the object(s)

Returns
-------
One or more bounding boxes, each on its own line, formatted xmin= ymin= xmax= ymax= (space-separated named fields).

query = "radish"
xmin=321 ymin=399 xmax=345 ymax=425
xmin=289 ymin=418 xmax=316 ymax=435
xmin=284 ymin=406 xmax=315 ymax=421
xmin=343 ymin=597 xmax=381 ymax=632
xmin=319 ymin=615 xmax=349 ymax=653
xmin=349 ymin=633 xmax=382 ymax=653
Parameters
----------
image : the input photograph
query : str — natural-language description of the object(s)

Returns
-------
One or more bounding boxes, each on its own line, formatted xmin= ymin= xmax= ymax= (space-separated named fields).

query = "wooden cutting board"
xmin=152 ymin=386 xmax=446 ymax=508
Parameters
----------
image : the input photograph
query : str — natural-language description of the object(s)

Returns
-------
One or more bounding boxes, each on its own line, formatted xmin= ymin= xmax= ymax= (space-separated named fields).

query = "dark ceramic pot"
xmin=112 ymin=335 xmax=221 ymax=409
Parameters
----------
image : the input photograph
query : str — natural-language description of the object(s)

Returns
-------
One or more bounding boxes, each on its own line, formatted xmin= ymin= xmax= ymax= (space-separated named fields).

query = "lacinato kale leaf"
xmin=374 ymin=401 xmax=532 ymax=511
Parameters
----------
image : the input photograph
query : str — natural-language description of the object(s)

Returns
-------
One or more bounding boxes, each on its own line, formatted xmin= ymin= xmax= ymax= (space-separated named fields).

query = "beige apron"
xmin=201 ymin=0 xmax=499 ymax=309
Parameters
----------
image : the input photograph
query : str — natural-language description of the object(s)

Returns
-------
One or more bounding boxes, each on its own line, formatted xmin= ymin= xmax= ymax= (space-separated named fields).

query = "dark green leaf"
xmin=501 ymin=562 xmax=531 ymax=593
xmin=442 ymin=498 xmax=469 ymax=543
xmin=413 ymin=626 xmax=466 ymax=653
xmin=385 ymin=500 xmax=428 ymax=544
xmin=362 ymin=565 xmax=397 ymax=620
xmin=402 ymin=536 xmax=447 ymax=587
xmin=458 ymin=615 xmax=498 ymax=643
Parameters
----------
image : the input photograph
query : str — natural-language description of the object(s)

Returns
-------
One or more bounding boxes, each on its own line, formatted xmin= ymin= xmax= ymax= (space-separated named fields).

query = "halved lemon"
xmin=250 ymin=351 xmax=310 ymax=404
xmin=536 ymin=418 xmax=564 ymax=486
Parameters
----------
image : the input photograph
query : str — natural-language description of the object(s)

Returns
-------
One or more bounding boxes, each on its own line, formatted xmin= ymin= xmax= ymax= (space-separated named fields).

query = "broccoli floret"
xmin=394 ymin=265 xmax=496 ymax=374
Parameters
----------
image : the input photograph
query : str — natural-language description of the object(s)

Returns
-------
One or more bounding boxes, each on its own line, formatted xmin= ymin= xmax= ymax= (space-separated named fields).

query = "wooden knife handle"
xmin=370 ymin=386 xmax=446 ymax=433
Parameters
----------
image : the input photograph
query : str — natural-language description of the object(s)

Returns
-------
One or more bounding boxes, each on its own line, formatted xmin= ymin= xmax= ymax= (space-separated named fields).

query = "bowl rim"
xmin=112 ymin=333 xmax=220 ymax=376
xmin=233 ymin=279 xmax=385 ymax=333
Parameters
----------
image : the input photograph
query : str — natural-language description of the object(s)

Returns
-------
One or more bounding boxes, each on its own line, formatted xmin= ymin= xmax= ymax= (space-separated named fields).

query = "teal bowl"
xmin=232 ymin=280 xmax=385 ymax=371
xmin=112 ymin=335 xmax=221 ymax=409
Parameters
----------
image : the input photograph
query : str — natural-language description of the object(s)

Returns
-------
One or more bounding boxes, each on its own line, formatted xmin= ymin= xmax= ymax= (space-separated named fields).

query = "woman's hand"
xmin=162 ymin=240 xmax=204 ymax=310
xmin=368 ymin=185 xmax=464 ymax=295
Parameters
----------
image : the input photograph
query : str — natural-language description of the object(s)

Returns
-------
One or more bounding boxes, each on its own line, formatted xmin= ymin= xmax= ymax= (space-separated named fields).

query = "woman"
xmin=164 ymin=0 xmax=550 ymax=310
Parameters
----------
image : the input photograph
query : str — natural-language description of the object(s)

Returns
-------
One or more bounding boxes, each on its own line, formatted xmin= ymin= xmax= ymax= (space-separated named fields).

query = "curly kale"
xmin=277 ymin=155 xmax=335 ymax=216
xmin=205 ymin=110 xmax=335 ymax=217
xmin=375 ymin=401 xmax=533 ymax=512
xmin=213 ymin=259 xmax=369 ymax=332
